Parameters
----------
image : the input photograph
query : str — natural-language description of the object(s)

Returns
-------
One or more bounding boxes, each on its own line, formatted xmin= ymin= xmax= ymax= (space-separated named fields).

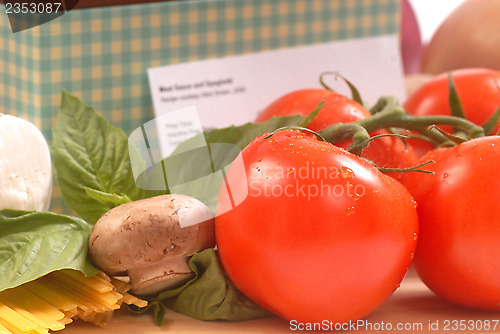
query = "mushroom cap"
xmin=89 ymin=194 xmax=215 ymax=276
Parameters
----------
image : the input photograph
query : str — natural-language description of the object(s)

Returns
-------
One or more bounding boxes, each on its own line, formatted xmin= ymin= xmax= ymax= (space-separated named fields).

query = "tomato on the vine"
xmin=255 ymin=88 xmax=371 ymax=131
xmin=399 ymin=136 xmax=500 ymax=310
xmin=403 ymin=68 xmax=500 ymax=156
xmin=255 ymin=88 xmax=419 ymax=179
xmin=215 ymin=129 xmax=418 ymax=324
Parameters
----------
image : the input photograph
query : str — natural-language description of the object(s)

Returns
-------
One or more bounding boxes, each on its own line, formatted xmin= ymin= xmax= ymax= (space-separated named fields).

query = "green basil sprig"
xmin=51 ymin=91 xmax=145 ymax=224
xmin=0 ymin=209 xmax=99 ymax=292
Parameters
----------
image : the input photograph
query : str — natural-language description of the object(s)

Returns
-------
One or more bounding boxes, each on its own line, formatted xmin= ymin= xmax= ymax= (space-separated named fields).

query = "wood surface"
xmin=61 ymin=268 xmax=500 ymax=333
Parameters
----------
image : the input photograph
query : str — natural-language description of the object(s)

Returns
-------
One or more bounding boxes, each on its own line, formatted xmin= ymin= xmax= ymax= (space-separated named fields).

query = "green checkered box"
xmin=0 ymin=0 xmax=401 ymax=214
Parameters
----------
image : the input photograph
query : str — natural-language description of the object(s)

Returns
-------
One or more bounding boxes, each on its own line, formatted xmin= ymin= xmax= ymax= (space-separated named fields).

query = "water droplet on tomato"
xmin=442 ymin=172 xmax=449 ymax=178
xmin=411 ymin=199 xmax=418 ymax=208
xmin=413 ymin=233 xmax=417 ymax=241
xmin=257 ymin=158 xmax=262 ymax=162
xmin=287 ymin=168 xmax=295 ymax=175
xmin=347 ymin=206 xmax=355 ymax=216
xmin=340 ymin=166 xmax=354 ymax=179
xmin=410 ymin=252 xmax=415 ymax=260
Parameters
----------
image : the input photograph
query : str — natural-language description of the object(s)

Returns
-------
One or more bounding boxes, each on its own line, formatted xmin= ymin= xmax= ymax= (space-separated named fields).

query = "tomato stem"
xmin=377 ymin=160 xmax=436 ymax=175
xmin=358 ymin=108 xmax=484 ymax=140
xmin=319 ymin=71 xmax=364 ymax=105
xmin=263 ymin=126 xmax=327 ymax=142
xmin=447 ymin=73 xmax=466 ymax=120
xmin=427 ymin=125 xmax=467 ymax=145
xmin=347 ymin=132 xmax=411 ymax=156
xmin=369 ymin=96 xmax=399 ymax=115
xmin=318 ymin=97 xmax=485 ymax=147
xmin=482 ymin=104 xmax=500 ymax=136
xmin=298 ymin=101 xmax=324 ymax=128
xmin=319 ymin=122 xmax=370 ymax=149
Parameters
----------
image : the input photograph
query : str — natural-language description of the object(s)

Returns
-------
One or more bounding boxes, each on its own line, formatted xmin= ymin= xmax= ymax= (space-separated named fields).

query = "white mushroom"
xmin=88 ymin=194 xmax=215 ymax=295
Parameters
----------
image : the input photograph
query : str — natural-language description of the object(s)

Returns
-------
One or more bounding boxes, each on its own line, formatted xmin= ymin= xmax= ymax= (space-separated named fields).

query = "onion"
xmin=422 ymin=0 xmax=500 ymax=74
xmin=400 ymin=0 xmax=423 ymax=74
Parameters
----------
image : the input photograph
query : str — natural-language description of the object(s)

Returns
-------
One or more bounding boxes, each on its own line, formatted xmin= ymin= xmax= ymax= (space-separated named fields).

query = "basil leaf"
xmin=200 ymin=113 xmax=307 ymax=150
xmin=129 ymin=249 xmax=271 ymax=324
xmin=84 ymin=187 xmax=132 ymax=207
xmin=0 ymin=210 xmax=99 ymax=292
xmin=167 ymin=249 xmax=271 ymax=321
xmin=51 ymin=91 xmax=145 ymax=224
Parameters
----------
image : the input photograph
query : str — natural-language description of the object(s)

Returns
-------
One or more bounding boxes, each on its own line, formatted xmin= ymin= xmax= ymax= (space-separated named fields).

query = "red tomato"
xmin=215 ymin=129 xmax=418 ymax=324
xmin=255 ymin=88 xmax=371 ymax=131
xmin=399 ymin=136 xmax=500 ymax=310
xmin=255 ymin=89 xmax=419 ymax=180
xmin=403 ymin=68 xmax=500 ymax=156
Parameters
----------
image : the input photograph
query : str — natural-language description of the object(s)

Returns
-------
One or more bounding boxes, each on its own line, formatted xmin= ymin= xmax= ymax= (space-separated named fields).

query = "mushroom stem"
xmin=128 ymin=255 xmax=195 ymax=296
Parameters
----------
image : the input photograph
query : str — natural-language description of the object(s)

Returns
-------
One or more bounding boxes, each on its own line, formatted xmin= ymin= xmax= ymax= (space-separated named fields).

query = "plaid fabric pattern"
xmin=0 ymin=0 xmax=400 ymax=214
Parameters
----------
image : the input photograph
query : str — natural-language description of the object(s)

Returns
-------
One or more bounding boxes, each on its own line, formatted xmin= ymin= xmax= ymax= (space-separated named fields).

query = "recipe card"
xmin=147 ymin=34 xmax=406 ymax=131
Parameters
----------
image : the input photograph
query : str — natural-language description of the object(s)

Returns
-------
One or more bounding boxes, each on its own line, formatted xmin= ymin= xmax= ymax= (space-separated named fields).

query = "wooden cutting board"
xmin=61 ymin=268 xmax=500 ymax=333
